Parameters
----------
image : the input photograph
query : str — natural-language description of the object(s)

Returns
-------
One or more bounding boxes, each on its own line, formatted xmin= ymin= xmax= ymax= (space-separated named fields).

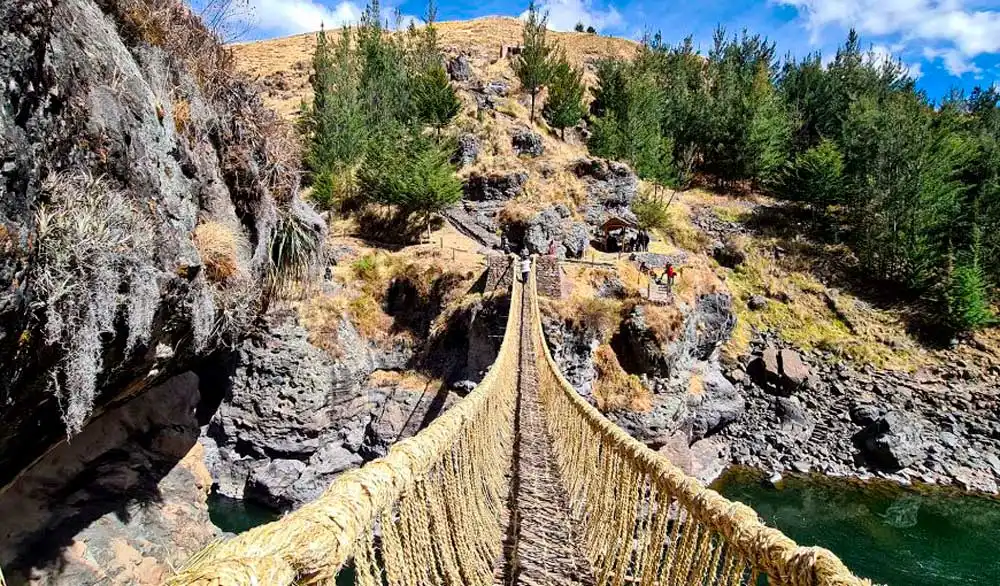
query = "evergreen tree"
xmin=542 ymin=53 xmax=585 ymax=139
xmin=514 ymin=0 xmax=556 ymax=123
xmin=779 ymin=138 xmax=844 ymax=209
xmin=414 ymin=63 xmax=461 ymax=133
xmin=306 ymin=25 xmax=368 ymax=209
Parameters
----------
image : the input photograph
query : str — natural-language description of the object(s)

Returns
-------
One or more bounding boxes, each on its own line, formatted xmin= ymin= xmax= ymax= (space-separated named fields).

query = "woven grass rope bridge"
xmin=168 ymin=259 xmax=871 ymax=586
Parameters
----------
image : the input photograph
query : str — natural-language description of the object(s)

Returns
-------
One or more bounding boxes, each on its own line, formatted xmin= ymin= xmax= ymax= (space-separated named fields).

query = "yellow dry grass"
xmin=366 ymin=369 xmax=439 ymax=392
xmin=173 ymin=97 xmax=191 ymax=135
xmin=230 ymin=17 xmax=639 ymax=118
xmin=194 ymin=221 xmax=241 ymax=282
xmin=593 ymin=344 xmax=651 ymax=412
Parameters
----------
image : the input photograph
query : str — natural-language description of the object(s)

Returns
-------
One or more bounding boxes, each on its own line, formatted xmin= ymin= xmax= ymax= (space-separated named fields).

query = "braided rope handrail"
xmin=525 ymin=262 xmax=871 ymax=586
xmin=167 ymin=267 xmax=524 ymax=585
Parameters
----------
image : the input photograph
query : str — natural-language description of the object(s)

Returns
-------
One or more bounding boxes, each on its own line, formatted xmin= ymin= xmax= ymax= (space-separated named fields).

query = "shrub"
xmin=32 ymin=173 xmax=156 ymax=435
xmin=566 ymin=297 xmax=622 ymax=343
xmin=194 ymin=221 xmax=241 ymax=282
xmin=267 ymin=200 xmax=324 ymax=297
xmin=945 ymin=256 xmax=996 ymax=332
xmin=631 ymin=190 xmax=672 ymax=232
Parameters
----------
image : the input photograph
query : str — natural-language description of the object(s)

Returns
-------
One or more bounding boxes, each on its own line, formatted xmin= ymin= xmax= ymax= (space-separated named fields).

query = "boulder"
xmin=512 ymin=127 xmax=544 ymax=157
xmin=779 ymin=349 xmax=811 ymax=390
xmin=509 ymin=205 xmax=589 ymax=259
xmin=482 ymin=80 xmax=510 ymax=96
xmin=748 ymin=346 xmax=811 ymax=396
xmin=452 ymin=133 xmax=480 ymax=166
xmin=748 ymin=295 xmax=768 ymax=310
xmin=776 ymin=396 xmax=814 ymax=441
xmin=446 ymin=54 xmax=473 ymax=81
xmin=463 ymin=171 xmax=528 ymax=201
xmin=855 ymin=410 xmax=926 ymax=470
xmin=572 ymin=158 xmax=639 ymax=225
xmin=657 ymin=432 xmax=730 ymax=485
xmin=712 ymin=238 xmax=747 ymax=268
xmin=685 ymin=367 xmax=745 ymax=441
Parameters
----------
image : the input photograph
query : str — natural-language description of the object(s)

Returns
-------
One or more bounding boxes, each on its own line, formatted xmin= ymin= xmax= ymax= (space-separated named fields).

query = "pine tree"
xmin=414 ymin=63 xmax=460 ymax=134
xmin=514 ymin=0 xmax=556 ymax=123
xmin=306 ymin=26 xmax=368 ymax=209
xmin=542 ymin=53 xmax=585 ymax=140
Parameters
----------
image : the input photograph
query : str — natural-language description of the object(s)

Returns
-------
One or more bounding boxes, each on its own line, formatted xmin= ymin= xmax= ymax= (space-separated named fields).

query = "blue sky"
xmin=220 ymin=0 xmax=1000 ymax=99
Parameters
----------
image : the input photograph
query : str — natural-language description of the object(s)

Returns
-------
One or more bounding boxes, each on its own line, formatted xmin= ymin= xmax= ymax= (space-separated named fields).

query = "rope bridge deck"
xmin=168 ymin=260 xmax=870 ymax=586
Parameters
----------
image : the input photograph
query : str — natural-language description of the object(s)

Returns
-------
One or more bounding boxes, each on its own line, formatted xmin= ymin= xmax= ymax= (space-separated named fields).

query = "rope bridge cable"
xmin=167 ymin=267 xmax=524 ymax=586
xmin=166 ymin=257 xmax=869 ymax=586
xmin=524 ymin=262 xmax=871 ymax=586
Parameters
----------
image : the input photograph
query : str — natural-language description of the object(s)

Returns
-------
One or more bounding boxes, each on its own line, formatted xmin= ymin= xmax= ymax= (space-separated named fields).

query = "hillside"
xmin=231 ymin=17 xmax=639 ymax=117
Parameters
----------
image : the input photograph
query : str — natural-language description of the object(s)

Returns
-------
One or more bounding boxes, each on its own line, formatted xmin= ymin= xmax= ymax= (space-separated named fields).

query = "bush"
xmin=945 ymin=256 xmax=996 ymax=332
xmin=32 ymin=173 xmax=157 ymax=435
xmin=631 ymin=190 xmax=672 ymax=232
xmin=267 ymin=200 xmax=324 ymax=296
xmin=194 ymin=221 xmax=241 ymax=282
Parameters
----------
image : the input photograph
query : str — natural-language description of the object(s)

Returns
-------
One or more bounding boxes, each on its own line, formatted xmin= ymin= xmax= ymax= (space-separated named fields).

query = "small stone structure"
xmin=535 ymin=256 xmax=563 ymax=299
xmin=501 ymin=44 xmax=524 ymax=59
xmin=485 ymin=254 xmax=515 ymax=293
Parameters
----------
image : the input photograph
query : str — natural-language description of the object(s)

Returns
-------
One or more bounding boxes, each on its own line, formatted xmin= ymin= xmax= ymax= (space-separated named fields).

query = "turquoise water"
xmin=209 ymin=477 xmax=1000 ymax=585
xmin=713 ymin=471 xmax=1000 ymax=586
xmin=207 ymin=492 xmax=356 ymax=584
xmin=206 ymin=492 xmax=281 ymax=534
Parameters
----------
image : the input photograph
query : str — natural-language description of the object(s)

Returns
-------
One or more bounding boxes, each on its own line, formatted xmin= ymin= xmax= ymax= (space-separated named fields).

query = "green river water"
xmin=209 ymin=474 xmax=1000 ymax=585
xmin=713 ymin=470 xmax=1000 ymax=585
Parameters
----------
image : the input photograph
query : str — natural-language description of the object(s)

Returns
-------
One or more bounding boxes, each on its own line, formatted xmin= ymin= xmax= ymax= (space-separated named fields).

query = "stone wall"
xmin=485 ymin=254 xmax=515 ymax=293
xmin=536 ymin=256 xmax=563 ymax=298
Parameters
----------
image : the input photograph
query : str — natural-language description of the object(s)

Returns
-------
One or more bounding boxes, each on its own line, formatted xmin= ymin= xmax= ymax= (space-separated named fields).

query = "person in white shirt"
xmin=520 ymin=257 xmax=531 ymax=283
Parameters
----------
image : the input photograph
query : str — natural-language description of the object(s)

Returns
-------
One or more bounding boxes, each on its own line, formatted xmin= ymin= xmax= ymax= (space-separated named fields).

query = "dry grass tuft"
xmin=194 ymin=221 xmax=242 ymax=282
xmin=640 ymin=303 xmax=686 ymax=344
xmin=593 ymin=344 xmax=651 ymax=412
xmin=173 ymin=97 xmax=192 ymax=135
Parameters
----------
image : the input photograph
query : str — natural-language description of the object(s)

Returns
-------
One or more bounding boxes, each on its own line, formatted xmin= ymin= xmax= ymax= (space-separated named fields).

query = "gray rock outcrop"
xmin=512 ymin=127 xmax=544 ymax=157
xmin=464 ymin=171 xmax=528 ymax=201
xmin=504 ymin=205 xmax=590 ymax=258
xmin=453 ymin=133 xmax=480 ymax=166
xmin=855 ymin=410 xmax=926 ymax=470
xmin=0 ymin=0 xmax=323 ymax=488
xmin=0 ymin=373 xmax=217 ymax=585
xmin=572 ymin=158 xmax=639 ymax=226
xmin=447 ymin=54 xmax=473 ymax=81
xmin=202 ymin=308 xmax=410 ymax=510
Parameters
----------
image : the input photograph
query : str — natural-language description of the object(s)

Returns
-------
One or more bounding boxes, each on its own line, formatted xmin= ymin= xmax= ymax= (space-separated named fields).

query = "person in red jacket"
xmin=660 ymin=263 xmax=677 ymax=291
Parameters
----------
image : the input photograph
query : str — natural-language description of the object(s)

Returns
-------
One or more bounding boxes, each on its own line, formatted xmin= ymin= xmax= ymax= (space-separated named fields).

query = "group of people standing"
xmin=606 ymin=229 xmax=650 ymax=253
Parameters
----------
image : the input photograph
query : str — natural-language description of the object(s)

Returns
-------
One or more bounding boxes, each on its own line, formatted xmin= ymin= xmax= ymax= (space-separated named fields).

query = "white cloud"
xmin=244 ymin=0 xmax=362 ymax=35
xmin=868 ymin=43 xmax=923 ymax=77
xmin=924 ymin=47 xmax=983 ymax=75
xmin=776 ymin=0 xmax=1000 ymax=76
xmin=521 ymin=0 xmax=624 ymax=33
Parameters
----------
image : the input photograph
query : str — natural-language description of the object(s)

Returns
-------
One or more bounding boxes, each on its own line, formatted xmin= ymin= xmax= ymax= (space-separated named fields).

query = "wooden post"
xmin=440 ymin=238 xmax=444 ymax=249
xmin=452 ymin=248 xmax=456 ymax=261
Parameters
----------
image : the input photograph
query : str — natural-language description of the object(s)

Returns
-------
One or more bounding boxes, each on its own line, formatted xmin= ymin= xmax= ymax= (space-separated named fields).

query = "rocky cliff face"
xmin=0 ymin=372 xmax=217 ymax=585
xmin=0 ymin=0 xmax=322 ymax=488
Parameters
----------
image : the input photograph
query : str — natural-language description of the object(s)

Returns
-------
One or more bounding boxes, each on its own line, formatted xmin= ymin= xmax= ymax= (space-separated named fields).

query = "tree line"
xmin=588 ymin=28 xmax=999 ymax=333
xmin=304 ymin=0 xmax=462 ymax=238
